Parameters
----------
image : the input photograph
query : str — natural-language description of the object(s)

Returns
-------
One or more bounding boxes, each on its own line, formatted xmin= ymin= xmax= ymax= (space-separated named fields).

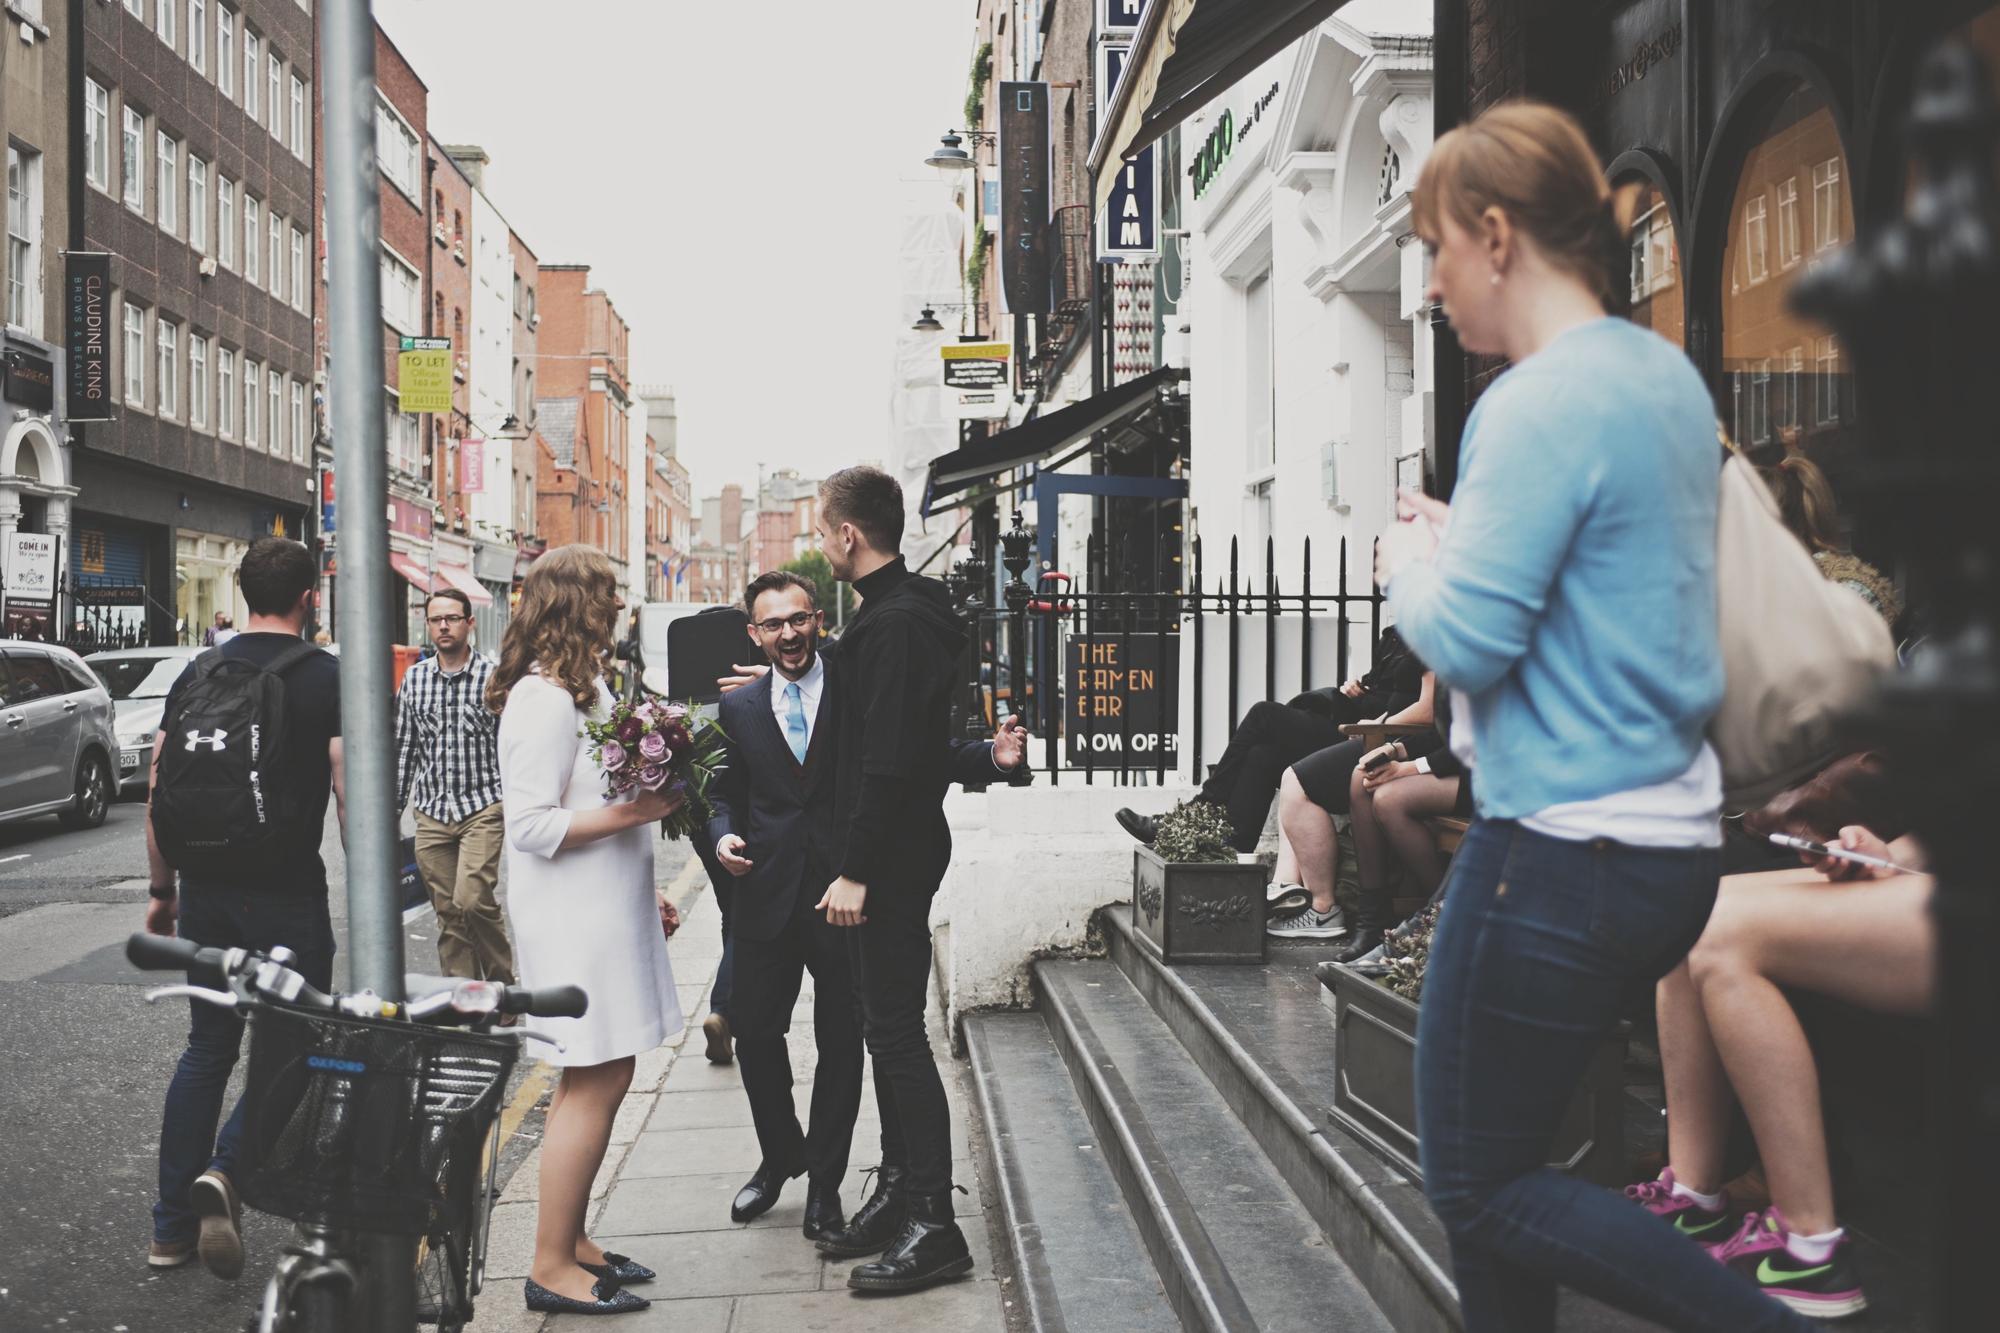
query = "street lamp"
xmin=912 ymin=307 xmax=944 ymax=333
xmin=924 ymin=131 xmax=976 ymax=172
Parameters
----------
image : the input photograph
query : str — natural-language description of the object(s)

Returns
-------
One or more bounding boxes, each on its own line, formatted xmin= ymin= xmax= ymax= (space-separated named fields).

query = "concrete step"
xmin=965 ymin=1011 xmax=1181 ymax=1333
xmin=1033 ymin=957 xmax=1396 ymax=1333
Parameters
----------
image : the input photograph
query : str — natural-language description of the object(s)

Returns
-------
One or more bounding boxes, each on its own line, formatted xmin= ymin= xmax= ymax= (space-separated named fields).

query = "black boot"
xmin=802 ymin=1179 xmax=845 ymax=1242
xmin=813 ymin=1165 xmax=905 ymax=1257
xmin=847 ymin=1188 xmax=973 ymax=1292
xmin=1332 ymin=927 xmax=1385 ymax=965
xmin=1115 ymin=808 xmax=1159 ymax=844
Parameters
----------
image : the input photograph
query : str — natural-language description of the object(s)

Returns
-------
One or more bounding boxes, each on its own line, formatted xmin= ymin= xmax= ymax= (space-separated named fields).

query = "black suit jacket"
xmin=705 ymin=666 xmax=841 ymax=943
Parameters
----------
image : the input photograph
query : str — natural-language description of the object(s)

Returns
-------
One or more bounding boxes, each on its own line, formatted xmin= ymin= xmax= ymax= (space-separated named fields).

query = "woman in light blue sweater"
xmin=1379 ymin=104 xmax=1812 ymax=1333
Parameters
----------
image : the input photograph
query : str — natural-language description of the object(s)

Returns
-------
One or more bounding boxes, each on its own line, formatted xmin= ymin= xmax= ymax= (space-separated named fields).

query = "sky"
xmin=374 ymin=0 xmax=973 ymax=504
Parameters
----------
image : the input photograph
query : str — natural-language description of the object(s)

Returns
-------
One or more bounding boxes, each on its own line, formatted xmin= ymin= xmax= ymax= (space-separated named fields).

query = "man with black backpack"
xmin=141 ymin=537 xmax=344 ymax=1281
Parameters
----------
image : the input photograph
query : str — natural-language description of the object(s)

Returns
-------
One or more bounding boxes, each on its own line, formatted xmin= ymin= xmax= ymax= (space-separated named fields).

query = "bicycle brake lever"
xmin=145 ymin=984 xmax=239 ymax=1008
xmin=518 ymin=1029 xmax=565 ymax=1053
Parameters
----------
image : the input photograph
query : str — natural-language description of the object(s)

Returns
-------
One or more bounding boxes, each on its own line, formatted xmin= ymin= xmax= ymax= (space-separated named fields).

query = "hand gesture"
xmin=816 ymin=876 xmax=868 ymax=927
xmin=716 ymin=835 xmax=753 ymax=876
xmin=1339 ymin=678 xmax=1363 ymax=698
xmin=1362 ymin=759 xmax=1417 ymax=792
xmin=992 ymin=715 xmax=1028 ymax=770
xmin=145 ymin=894 xmax=177 ymax=937
xmin=1809 ymin=824 xmax=1895 ymax=882
xmin=657 ymin=891 xmax=681 ymax=939
xmin=632 ymin=784 xmax=687 ymax=823
xmin=718 ymin=663 xmax=770 ymax=694
xmin=1377 ymin=489 xmax=1449 ymax=587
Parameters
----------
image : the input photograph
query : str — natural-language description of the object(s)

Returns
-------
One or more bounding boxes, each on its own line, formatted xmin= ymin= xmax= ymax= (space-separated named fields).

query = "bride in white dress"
xmin=488 ymin=544 xmax=684 ymax=1316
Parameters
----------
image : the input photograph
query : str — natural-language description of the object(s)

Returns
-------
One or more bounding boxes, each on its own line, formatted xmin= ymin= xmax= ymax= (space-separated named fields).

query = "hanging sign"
xmin=397 ymin=336 xmax=452 ymax=413
xmin=1099 ymin=0 xmax=1143 ymax=33
xmin=942 ymin=342 xmax=1011 ymax=420
xmin=997 ymin=82 xmax=1051 ymax=315
xmin=461 ymin=437 xmax=485 ymax=492
xmin=1097 ymin=45 xmax=1158 ymax=261
xmin=64 ymin=252 xmax=113 ymax=420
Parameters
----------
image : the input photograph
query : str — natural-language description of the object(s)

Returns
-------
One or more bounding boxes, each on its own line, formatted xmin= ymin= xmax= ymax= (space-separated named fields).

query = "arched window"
xmin=1621 ymin=176 xmax=1682 ymax=346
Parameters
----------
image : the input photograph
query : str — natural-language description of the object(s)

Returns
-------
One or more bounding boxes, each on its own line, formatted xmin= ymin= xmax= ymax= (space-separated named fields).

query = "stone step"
xmin=1033 ymin=957 xmax=1396 ymax=1333
xmin=965 ymin=1011 xmax=1181 ymax=1333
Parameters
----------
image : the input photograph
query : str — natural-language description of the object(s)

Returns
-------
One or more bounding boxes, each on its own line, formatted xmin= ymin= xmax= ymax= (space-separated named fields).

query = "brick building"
xmin=686 ymin=482 xmax=744 ymax=605
xmin=535 ymin=263 xmax=632 ymax=591
xmin=76 ymin=0 xmax=317 ymax=644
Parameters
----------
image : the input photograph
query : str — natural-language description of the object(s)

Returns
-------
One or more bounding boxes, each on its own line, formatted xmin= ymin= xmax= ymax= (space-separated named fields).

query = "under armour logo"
xmin=184 ymin=729 xmax=230 ymax=752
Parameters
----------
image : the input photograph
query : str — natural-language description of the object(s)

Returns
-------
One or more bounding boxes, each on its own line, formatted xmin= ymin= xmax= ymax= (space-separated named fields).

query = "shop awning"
xmin=435 ymin=563 xmax=495 ymax=607
xmin=388 ymin=552 xmax=437 ymax=593
xmin=924 ymin=367 xmax=1179 ymax=512
xmin=1091 ymin=0 xmax=1352 ymax=214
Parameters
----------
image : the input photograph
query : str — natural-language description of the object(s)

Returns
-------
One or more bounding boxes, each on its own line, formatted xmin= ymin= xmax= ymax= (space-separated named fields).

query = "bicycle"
xmin=127 ymin=932 xmax=587 ymax=1333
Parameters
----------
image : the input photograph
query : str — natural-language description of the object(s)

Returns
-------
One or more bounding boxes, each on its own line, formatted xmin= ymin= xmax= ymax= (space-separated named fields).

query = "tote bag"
xmin=1710 ymin=451 xmax=1895 ymax=811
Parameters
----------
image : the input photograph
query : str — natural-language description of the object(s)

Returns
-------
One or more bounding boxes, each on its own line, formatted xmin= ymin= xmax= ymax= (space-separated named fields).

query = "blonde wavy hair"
xmin=486 ymin=544 xmax=620 ymax=712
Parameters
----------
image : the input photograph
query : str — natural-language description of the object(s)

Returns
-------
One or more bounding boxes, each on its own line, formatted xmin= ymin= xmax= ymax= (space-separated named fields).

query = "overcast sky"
xmin=375 ymin=0 xmax=972 ymax=504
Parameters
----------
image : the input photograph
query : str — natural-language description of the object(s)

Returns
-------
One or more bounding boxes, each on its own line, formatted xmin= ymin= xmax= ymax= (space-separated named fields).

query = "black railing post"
xmin=1301 ymin=537 xmax=1313 ymax=692
xmin=1191 ymin=536 xmax=1205 ymax=786
xmin=1336 ymin=537 xmax=1350 ymax=684
xmin=998 ymin=509 xmax=1035 ymax=761
xmin=1264 ymin=536 xmax=1277 ymax=704
xmin=1790 ymin=42 xmax=2000 ymax=1329
xmin=1227 ymin=537 xmax=1241 ymax=737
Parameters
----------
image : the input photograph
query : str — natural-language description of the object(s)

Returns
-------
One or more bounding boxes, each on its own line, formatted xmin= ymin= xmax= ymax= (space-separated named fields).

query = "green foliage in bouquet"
xmin=1151 ymin=799 xmax=1237 ymax=864
xmin=1381 ymin=902 xmax=1442 ymax=1002
xmin=579 ymin=698 xmax=730 ymax=842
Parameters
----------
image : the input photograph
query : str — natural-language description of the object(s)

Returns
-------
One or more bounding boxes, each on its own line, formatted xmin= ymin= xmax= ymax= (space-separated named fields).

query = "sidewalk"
xmin=471 ymin=876 xmax=1009 ymax=1332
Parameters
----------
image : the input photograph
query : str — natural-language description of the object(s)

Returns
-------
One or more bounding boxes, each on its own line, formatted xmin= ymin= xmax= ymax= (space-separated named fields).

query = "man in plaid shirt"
xmin=396 ymin=588 xmax=514 ymax=983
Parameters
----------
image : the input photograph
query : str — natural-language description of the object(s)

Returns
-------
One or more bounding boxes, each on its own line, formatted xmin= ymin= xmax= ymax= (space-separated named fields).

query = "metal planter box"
xmin=1131 ymin=847 xmax=1268 ymax=964
xmin=1319 ymin=961 xmax=1624 ymax=1187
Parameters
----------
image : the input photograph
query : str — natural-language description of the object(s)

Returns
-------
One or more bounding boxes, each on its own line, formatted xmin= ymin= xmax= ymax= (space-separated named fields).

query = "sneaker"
xmin=1708 ymin=1208 xmax=1867 ymax=1319
xmin=1267 ymin=903 xmax=1349 ymax=939
xmin=1266 ymin=882 xmax=1310 ymax=915
xmin=148 ymin=1236 xmax=197 ymax=1268
xmin=1623 ymin=1169 xmax=1733 ymax=1243
xmin=190 ymin=1169 xmax=245 ymax=1280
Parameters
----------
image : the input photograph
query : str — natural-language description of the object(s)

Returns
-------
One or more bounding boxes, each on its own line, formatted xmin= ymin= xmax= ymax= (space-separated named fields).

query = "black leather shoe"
xmin=847 ymin=1188 xmax=974 ymax=1292
xmin=802 ymin=1180 xmax=845 ymax=1241
xmin=524 ymin=1274 xmax=650 ymax=1314
xmin=1332 ymin=928 xmax=1385 ymax=965
xmin=1115 ymin=808 xmax=1159 ymax=845
xmin=731 ymin=1159 xmax=807 ymax=1223
xmin=814 ymin=1164 xmax=906 ymax=1257
xmin=579 ymin=1251 xmax=655 ymax=1284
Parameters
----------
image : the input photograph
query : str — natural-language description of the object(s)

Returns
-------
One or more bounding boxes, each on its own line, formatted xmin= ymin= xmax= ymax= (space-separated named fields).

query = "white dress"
xmin=499 ymin=670 xmax=683 ymax=1066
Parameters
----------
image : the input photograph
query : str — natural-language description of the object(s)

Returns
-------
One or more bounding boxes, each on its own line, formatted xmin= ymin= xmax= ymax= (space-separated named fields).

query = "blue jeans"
xmin=1416 ymin=820 xmax=1813 ymax=1333
xmin=153 ymin=884 xmax=335 ymax=1244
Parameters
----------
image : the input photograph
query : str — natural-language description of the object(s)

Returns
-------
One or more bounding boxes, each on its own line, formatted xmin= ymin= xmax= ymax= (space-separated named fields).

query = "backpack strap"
xmin=193 ymin=639 xmax=324 ymax=680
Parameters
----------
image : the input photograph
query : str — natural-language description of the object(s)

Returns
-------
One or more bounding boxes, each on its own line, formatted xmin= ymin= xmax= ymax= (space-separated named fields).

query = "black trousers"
xmin=696 ymin=836 xmax=736 ymax=1018
xmin=847 ymin=887 xmax=953 ymax=1195
xmin=1197 ymin=699 xmax=1356 ymax=852
xmin=730 ymin=881 xmax=865 ymax=1186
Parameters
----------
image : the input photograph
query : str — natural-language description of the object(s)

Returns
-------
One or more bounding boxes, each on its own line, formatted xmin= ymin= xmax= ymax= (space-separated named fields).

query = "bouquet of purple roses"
xmin=580 ymin=697 xmax=727 ymax=841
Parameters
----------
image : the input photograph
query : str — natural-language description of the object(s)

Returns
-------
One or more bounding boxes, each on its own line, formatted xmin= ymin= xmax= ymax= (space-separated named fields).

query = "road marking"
xmin=664 ymin=849 xmax=707 ymax=910
xmin=0 ymin=854 xmax=29 ymax=865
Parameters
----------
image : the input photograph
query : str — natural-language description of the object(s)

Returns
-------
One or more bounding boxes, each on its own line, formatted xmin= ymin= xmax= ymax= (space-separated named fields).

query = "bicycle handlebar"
xmin=404 ymin=971 xmax=589 ymax=1019
xmin=127 ymin=932 xmax=227 ymax=981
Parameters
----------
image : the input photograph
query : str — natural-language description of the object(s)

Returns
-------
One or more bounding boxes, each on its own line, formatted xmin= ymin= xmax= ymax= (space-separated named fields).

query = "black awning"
xmin=925 ymin=368 xmax=1178 ymax=506
xmin=1091 ymin=0 xmax=1351 ymax=212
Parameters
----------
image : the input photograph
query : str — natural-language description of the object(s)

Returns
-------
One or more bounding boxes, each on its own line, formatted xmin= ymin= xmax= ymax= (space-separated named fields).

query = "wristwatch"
xmin=148 ymin=882 xmax=177 ymax=901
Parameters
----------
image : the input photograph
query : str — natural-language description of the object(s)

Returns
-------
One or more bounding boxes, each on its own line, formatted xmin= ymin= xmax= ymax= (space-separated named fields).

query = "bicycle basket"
xmin=234 ymin=1006 xmax=519 ymax=1235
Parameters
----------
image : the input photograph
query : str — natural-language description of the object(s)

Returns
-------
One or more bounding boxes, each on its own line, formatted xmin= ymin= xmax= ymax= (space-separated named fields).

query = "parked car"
xmin=84 ymin=645 xmax=202 ymax=797
xmin=0 ymin=640 xmax=120 ymax=829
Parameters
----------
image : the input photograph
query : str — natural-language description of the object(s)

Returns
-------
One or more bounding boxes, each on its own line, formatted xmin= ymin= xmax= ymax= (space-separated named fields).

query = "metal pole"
xmin=322 ymin=4 xmax=416 ymax=1326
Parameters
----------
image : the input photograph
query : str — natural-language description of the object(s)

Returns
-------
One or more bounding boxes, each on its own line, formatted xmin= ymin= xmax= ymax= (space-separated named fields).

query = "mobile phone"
xmin=1766 ymin=832 xmax=1918 ymax=876
xmin=1363 ymin=749 xmax=1394 ymax=774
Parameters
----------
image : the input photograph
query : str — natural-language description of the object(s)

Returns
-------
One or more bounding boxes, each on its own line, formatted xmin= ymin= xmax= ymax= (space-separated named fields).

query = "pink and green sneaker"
xmin=1623 ymin=1168 xmax=1734 ymax=1243
xmin=1707 ymin=1207 xmax=1868 ymax=1319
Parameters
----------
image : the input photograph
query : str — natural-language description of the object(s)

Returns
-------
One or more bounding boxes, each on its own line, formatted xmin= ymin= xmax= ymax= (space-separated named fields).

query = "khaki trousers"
xmin=415 ymin=802 xmax=516 ymax=983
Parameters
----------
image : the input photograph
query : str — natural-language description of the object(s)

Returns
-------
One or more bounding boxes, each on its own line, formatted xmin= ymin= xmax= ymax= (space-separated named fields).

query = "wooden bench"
xmin=1337 ymin=720 xmax=1432 ymax=753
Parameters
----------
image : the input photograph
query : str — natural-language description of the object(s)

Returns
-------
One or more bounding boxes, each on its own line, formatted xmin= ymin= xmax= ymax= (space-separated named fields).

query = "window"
xmin=217 ymin=346 xmax=234 ymax=435
xmin=124 ymin=301 xmax=145 ymax=404
xmin=290 ymin=227 xmax=306 ymax=309
xmin=187 ymin=155 xmax=207 ymax=253
xmin=217 ymin=8 xmax=234 ymax=98
xmin=289 ymin=77 xmax=306 ymax=159
xmin=375 ymin=98 xmax=420 ymax=199
xmin=386 ymin=392 xmax=423 ymax=476
xmin=1735 ymin=357 xmax=1772 ymax=447
xmin=189 ymin=0 xmax=206 ymax=73
xmin=7 ymin=148 xmax=40 ymax=331
xmin=267 ymin=53 xmax=282 ymax=140
xmin=241 ymin=359 xmax=258 ymax=445
xmin=124 ymin=0 xmax=142 ymax=16
xmin=156 ymin=131 xmax=177 ymax=235
xmin=1244 ymin=273 xmax=1273 ymax=470
xmin=243 ymin=31 xmax=259 ymax=121
xmin=268 ymin=368 xmax=282 ymax=457
xmin=157 ymin=0 xmax=175 ymax=49
xmin=1816 ymin=335 xmax=1842 ymax=426
xmin=1742 ymin=194 xmax=1768 ymax=284
xmin=290 ymin=380 xmax=306 ymax=459
xmin=85 ymin=81 xmax=110 ymax=192
xmin=242 ymin=194 xmax=258 ymax=284
xmin=1775 ymin=177 xmax=1800 ymax=270
xmin=189 ymin=335 xmax=208 ymax=428
xmin=268 ymin=213 xmax=282 ymax=292
xmin=380 ymin=248 xmax=419 ymax=332
xmin=1812 ymin=159 xmax=1842 ymax=253
xmin=216 ymin=177 xmax=234 ymax=268
xmin=157 ymin=318 xmax=177 ymax=419
xmin=1781 ymin=345 xmax=1804 ymax=437
xmin=122 ymin=106 xmax=145 ymax=212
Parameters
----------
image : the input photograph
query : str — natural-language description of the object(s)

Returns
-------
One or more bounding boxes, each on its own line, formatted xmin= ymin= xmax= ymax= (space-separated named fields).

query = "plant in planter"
xmin=1379 ymin=902 xmax=1440 ymax=1001
xmin=1130 ymin=801 xmax=1267 ymax=963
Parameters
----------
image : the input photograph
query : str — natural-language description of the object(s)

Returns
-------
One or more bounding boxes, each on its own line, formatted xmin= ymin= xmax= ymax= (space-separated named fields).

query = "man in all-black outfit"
xmin=705 ymin=571 xmax=859 ymax=1244
xmin=811 ymin=467 xmax=1026 ymax=1293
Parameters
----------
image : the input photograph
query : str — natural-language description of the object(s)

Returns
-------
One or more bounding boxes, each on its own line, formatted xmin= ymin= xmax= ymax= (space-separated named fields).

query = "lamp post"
xmin=1790 ymin=41 xmax=2000 ymax=1328
xmin=999 ymin=509 xmax=1036 ymax=733
xmin=947 ymin=544 xmax=993 ymax=743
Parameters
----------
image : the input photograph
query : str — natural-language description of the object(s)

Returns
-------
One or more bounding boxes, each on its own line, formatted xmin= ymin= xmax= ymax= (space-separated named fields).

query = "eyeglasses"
xmin=426 ymin=614 xmax=469 ymax=627
xmin=752 ymin=612 xmax=818 ymax=635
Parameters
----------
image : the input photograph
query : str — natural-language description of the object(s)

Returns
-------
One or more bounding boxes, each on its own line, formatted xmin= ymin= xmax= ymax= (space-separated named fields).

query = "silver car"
xmin=83 ymin=645 xmax=203 ymax=797
xmin=0 ymin=640 xmax=119 ymax=829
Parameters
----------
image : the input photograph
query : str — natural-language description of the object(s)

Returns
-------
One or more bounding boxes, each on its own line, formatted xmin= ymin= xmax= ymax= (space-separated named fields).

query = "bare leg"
xmin=1277 ymin=769 xmax=1337 ymax=912
xmin=530 ymin=1056 xmax=635 ymax=1300
xmin=1655 ymin=960 xmax=1733 ymax=1194
xmin=1274 ymin=813 xmax=1299 ymax=886
xmin=1372 ymin=775 xmax=1459 ymax=901
xmin=1682 ymin=871 xmax=1933 ymax=1235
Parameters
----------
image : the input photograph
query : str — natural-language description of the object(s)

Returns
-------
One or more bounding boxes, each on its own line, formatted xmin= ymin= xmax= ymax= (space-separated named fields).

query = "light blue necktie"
xmin=783 ymin=682 xmax=809 ymax=764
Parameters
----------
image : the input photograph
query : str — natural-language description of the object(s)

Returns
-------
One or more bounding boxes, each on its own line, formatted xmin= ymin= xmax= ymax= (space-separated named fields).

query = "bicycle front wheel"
xmin=291 ymin=1277 xmax=349 ymax=1333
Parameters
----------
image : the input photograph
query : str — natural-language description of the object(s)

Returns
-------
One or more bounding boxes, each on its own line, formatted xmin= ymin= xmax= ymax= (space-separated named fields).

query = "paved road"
xmin=0 ymin=793 xmax=700 ymax=1333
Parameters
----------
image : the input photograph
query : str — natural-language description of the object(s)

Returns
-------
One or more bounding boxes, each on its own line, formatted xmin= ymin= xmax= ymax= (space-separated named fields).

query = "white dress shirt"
xmin=770 ymin=653 xmax=825 ymax=749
